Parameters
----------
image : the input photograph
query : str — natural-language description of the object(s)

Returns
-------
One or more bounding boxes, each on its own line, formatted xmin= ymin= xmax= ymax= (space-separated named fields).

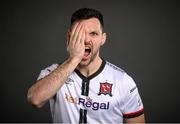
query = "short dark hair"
xmin=71 ymin=8 xmax=104 ymax=28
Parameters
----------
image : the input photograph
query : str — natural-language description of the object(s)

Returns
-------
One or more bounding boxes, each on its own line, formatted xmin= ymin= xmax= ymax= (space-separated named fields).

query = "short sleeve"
xmin=121 ymin=73 xmax=144 ymax=119
xmin=37 ymin=64 xmax=59 ymax=80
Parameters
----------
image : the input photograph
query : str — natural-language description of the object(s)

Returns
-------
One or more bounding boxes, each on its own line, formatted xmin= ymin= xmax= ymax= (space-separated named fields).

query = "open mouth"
xmin=85 ymin=48 xmax=91 ymax=53
xmin=84 ymin=47 xmax=91 ymax=57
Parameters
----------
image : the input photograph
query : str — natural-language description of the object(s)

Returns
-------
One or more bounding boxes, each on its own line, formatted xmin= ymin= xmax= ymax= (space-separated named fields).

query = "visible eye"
xmin=90 ymin=32 xmax=98 ymax=36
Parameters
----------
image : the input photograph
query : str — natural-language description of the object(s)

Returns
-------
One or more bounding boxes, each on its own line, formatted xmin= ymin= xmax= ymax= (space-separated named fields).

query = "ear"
xmin=101 ymin=32 xmax=107 ymax=46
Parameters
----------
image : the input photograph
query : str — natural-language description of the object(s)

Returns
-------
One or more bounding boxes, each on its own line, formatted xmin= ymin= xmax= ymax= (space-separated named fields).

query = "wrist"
xmin=67 ymin=57 xmax=81 ymax=67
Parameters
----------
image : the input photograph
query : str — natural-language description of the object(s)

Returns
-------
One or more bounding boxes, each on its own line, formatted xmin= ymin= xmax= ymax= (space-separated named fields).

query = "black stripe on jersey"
xmin=81 ymin=80 xmax=90 ymax=96
xmin=79 ymin=109 xmax=87 ymax=123
xmin=80 ymin=79 xmax=89 ymax=123
xmin=123 ymin=108 xmax=144 ymax=119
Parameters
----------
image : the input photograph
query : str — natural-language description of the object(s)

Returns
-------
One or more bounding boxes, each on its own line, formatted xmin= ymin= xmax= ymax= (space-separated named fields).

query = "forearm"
xmin=27 ymin=57 xmax=80 ymax=108
xmin=125 ymin=114 xmax=145 ymax=123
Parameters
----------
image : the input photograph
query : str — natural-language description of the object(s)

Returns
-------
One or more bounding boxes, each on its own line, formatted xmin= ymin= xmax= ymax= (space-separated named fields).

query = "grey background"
xmin=1 ymin=0 xmax=179 ymax=122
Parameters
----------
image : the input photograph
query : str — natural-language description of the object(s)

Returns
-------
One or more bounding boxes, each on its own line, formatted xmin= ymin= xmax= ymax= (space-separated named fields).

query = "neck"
xmin=77 ymin=57 xmax=102 ymax=77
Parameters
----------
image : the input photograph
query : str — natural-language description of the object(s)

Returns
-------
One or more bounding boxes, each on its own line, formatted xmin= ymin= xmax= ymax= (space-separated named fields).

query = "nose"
xmin=84 ymin=33 xmax=91 ymax=45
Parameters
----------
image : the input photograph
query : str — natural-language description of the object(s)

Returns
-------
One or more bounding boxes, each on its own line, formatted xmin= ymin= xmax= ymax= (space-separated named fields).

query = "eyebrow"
xmin=89 ymin=30 xmax=101 ymax=33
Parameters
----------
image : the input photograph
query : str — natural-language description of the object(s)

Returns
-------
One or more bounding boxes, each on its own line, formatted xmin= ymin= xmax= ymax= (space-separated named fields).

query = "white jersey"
xmin=37 ymin=60 xmax=144 ymax=123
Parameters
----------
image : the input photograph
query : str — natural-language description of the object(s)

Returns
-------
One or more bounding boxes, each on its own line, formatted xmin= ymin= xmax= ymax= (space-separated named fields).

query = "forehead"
xmin=75 ymin=18 xmax=101 ymax=31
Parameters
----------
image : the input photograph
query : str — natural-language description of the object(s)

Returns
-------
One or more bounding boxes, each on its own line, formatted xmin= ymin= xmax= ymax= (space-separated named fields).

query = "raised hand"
xmin=67 ymin=22 xmax=85 ymax=63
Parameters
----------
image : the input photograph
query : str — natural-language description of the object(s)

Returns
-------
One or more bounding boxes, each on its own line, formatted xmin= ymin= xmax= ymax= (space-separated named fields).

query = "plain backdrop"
xmin=1 ymin=0 xmax=180 ymax=122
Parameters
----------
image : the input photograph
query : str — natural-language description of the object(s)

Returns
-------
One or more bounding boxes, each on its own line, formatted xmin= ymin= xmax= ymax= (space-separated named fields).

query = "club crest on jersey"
xmin=98 ymin=82 xmax=113 ymax=96
xmin=65 ymin=78 xmax=74 ymax=85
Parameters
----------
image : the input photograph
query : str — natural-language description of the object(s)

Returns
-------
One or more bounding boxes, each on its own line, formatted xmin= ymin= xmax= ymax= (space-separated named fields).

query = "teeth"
xmin=85 ymin=47 xmax=91 ymax=52
xmin=85 ymin=46 xmax=91 ymax=50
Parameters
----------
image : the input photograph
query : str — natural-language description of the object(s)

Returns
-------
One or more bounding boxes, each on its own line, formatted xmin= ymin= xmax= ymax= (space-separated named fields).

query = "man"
xmin=27 ymin=8 xmax=145 ymax=123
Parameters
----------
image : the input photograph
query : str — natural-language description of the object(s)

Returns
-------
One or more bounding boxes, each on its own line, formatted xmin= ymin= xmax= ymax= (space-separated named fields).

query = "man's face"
xmin=69 ymin=18 xmax=106 ymax=66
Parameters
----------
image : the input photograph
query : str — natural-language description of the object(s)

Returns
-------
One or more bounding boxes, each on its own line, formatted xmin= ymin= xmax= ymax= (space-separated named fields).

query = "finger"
xmin=70 ymin=22 xmax=79 ymax=36
xmin=72 ymin=23 xmax=83 ymax=44
xmin=70 ymin=22 xmax=82 ymax=42
xmin=69 ymin=23 xmax=79 ymax=45
xmin=66 ymin=29 xmax=70 ymax=46
xmin=80 ymin=28 xmax=85 ymax=44
xmin=69 ymin=25 xmax=83 ymax=48
xmin=75 ymin=25 xmax=84 ymax=45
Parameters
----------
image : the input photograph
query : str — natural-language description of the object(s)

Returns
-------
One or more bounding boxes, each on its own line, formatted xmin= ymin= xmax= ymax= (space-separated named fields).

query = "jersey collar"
xmin=75 ymin=59 xmax=106 ymax=81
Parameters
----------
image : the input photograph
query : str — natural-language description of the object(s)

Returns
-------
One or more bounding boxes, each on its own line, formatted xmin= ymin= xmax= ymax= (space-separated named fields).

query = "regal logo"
xmin=65 ymin=93 xmax=110 ymax=111
xmin=98 ymin=82 xmax=113 ymax=96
